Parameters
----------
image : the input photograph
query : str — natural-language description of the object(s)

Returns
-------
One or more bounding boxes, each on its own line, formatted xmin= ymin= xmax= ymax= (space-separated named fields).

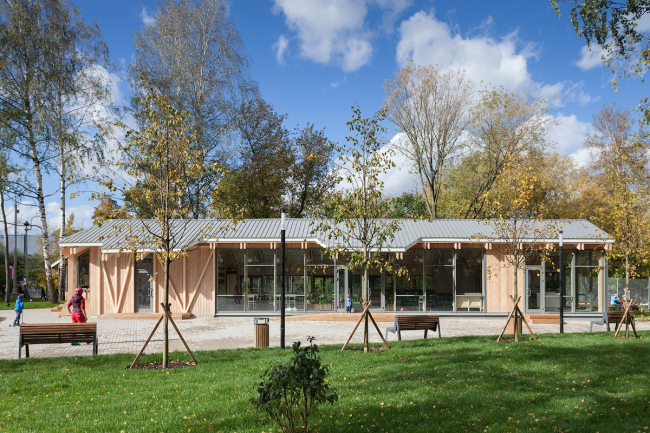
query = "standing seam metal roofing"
xmin=59 ymin=218 xmax=612 ymax=252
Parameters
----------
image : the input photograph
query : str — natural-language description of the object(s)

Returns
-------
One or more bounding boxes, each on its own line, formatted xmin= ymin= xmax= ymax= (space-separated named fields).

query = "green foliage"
xmin=552 ymin=0 xmax=650 ymax=122
xmin=251 ymin=337 xmax=338 ymax=433
xmin=383 ymin=192 xmax=429 ymax=219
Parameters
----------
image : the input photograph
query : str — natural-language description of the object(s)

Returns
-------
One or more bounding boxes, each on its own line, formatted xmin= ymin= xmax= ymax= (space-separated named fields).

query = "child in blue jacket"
xmin=13 ymin=295 xmax=24 ymax=326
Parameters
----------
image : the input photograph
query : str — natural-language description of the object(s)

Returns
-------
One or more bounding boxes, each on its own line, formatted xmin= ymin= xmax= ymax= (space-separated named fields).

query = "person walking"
xmin=13 ymin=294 xmax=24 ymax=326
xmin=66 ymin=287 xmax=88 ymax=346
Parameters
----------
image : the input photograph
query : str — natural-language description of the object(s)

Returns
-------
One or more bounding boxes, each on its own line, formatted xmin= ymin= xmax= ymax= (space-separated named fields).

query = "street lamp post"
xmin=24 ymin=222 xmax=31 ymax=298
xmin=280 ymin=210 xmax=286 ymax=349
xmin=559 ymin=230 xmax=564 ymax=334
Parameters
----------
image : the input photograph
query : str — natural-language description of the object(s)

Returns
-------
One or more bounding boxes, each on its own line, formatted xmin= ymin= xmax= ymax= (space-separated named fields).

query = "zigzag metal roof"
xmin=59 ymin=218 xmax=613 ymax=252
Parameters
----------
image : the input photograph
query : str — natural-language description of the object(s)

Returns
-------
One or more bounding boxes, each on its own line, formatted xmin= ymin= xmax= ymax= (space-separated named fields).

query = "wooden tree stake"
xmin=497 ymin=296 xmax=537 ymax=342
xmin=613 ymin=300 xmax=639 ymax=339
xmin=341 ymin=300 xmax=391 ymax=351
xmin=128 ymin=303 xmax=199 ymax=369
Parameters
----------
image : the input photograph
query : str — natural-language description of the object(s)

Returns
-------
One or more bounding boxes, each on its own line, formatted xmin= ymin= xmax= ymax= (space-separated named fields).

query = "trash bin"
xmin=254 ymin=317 xmax=269 ymax=348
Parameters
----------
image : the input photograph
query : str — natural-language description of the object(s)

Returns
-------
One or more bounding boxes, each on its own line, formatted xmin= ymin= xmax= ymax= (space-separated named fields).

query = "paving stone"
xmin=1 ymin=309 xmax=647 ymax=360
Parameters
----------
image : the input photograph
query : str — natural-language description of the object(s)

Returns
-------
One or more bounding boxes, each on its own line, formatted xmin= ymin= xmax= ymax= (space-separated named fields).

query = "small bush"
xmin=251 ymin=337 xmax=338 ymax=433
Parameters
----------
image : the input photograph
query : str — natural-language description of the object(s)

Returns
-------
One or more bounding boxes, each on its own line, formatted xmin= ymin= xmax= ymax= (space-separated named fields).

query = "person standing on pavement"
xmin=67 ymin=287 xmax=88 ymax=346
xmin=67 ymin=287 xmax=87 ymax=323
xmin=13 ymin=294 xmax=24 ymax=326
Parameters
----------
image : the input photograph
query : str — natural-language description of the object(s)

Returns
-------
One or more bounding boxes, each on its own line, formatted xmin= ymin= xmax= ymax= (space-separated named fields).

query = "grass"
xmin=1 ymin=332 xmax=650 ymax=432
xmin=0 ymin=300 xmax=64 ymax=311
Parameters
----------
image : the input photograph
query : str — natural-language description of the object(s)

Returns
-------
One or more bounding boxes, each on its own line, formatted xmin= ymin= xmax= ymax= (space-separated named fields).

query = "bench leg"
xmin=438 ymin=324 xmax=441 ymax=338
xmin=25 ymin=344 xmax=29 ymax=358
xmin=424 ymin=329 xmax=428 ymax=339
xmin=93 ymin=334 xmax=98 ymax=356
xmin=397 ymin=330 xmax=401 ymax=341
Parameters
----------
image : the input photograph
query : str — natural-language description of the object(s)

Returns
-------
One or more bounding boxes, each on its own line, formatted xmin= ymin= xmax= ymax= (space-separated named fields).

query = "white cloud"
xmin=546 ymin=113 xmax=591 ymax=156
xmin=568 ymin=147 xmax=592 ymax=167
xmin=576 ymin=45 xmax=606 ymax=70
xmin=273 ymin=0 xmax=372 ymax=71
xmin=636 ymin=13 xmax=650 ymax=32
xmin=140 ymin=7 xmax=155 ymax=26
xmin=396 ymin=11 xmax=535 ymax=93
xmin=274 ymin=35 xmax=290 ymax=64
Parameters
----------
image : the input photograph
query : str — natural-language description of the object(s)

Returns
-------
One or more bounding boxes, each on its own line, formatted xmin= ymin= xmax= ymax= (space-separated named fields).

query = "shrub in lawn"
xmin=251 ymin=337 xmax=338 ymax=433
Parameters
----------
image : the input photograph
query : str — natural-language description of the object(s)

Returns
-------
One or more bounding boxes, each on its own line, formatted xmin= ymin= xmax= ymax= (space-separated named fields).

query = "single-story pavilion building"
xmin=59 ymin=218 xmax=613 ymax=317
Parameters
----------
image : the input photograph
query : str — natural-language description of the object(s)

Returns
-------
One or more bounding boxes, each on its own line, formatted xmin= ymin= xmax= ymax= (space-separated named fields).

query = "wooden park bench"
xmin=589 ymin=311 xmax=635 ymax=332
xmin=18 ymin=323 xmax=98 ymax=359
xmin=385 ymin=315 xmax=441 ymax=341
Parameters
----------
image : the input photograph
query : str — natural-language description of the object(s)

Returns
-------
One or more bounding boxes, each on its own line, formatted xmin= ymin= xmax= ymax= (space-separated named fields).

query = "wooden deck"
xmin=523 ymin=314 xmax=565 ymax=324
xmin=278 ymin=313 xmax=397 ymax=322
xmin=58 ymin=310 xmax=191 ymax=320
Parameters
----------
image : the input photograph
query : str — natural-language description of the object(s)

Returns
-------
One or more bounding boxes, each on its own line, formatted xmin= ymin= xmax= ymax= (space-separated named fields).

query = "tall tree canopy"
xmin=384 ymin=61 xmax=474 ymax=219
xmin=0 ymin=0 xmax=110 ymax=303
xmin=131 ymin=0 xmax=253 ymax=217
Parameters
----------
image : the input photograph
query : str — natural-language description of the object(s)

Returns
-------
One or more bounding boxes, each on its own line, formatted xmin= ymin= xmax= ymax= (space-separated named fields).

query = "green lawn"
xmin=1 ymin=332 xmax=649 ymax=432
xmin=0 ymin=300 xmax=63 ymax=310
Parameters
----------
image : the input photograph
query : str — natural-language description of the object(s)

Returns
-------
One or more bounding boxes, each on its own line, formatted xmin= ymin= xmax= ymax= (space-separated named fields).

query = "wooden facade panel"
xmin=152 ymin=248 xmax=215 ymax=315
xmin=66 ymin=253 xmax=77 ymax=301
xmin=485 ymin=250 xmax=524 ymax=313
xmin=100 ymin=253 xmax=134 ymax=314
xmin=89 ymin=248 xmax=101 ymax=315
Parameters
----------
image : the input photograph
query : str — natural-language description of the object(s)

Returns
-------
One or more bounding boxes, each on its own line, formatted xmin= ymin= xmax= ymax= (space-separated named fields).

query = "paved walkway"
xmin=1 ymin=309 xmax=647 ymax=360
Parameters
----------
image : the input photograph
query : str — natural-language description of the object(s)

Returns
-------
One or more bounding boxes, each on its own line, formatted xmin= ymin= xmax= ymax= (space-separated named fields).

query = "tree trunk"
xmin=163 ymin=255 xmax=170 ymax=368
xmin=625 ymin=254 xmax=630 ymax=301
xmin=1 ymin=190 xmax=11 ymax=306
xmin=58 ymin=144 xmax=66 ymax=301
xmin=513 ymin=262 xmax=519 ymax=342
xmin=13 ymin=199 xmax=17 ymax=301
xmin=363 ymin=246 xmax=369 ymax=353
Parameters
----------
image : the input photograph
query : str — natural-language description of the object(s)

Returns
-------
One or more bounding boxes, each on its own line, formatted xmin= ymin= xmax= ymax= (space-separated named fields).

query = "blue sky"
xmin=14 ymin=0 xmax=648 ymax=232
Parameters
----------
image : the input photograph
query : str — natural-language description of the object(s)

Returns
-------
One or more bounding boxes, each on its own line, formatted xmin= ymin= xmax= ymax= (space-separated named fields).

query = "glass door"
xmin=368 ymin=274 xmax=383 ymax=311
xmin=136 ymin=256 xmax=153 ymax=313
xmin=336 ymin=266 xmax=348 ymax=311
xmin=525 ymin=266 xmax=543 ymax=313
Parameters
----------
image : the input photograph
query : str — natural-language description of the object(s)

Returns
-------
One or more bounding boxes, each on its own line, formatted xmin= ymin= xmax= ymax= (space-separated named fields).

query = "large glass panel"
xmin=395 ymin=250 xmax=424 ymax=311
xmin=246 ymin=249 xmax=274 ymax=312
xmin=575 ymin=267 xmax=599 ymax=311
xmin=306 ymin=266 xmax=335 ymax=311
xmin=77 ymin=252 xmax=90 ymax=289
xmin=216 ymin=250 xmax=245 ymax=312
xmin=368 ymin=273 xmax=382 ymax=309
xmin=456 ymin=250 xmax=484 ymax=311
xmin=544 ymin=252 xmax=570 ymax=312
xmin=526 ymin=269 xmax=542 ymax=310
xmin=306 ymin=249 xmax=334 ymax=266
xmin=576 ymin=250 xmax=599 ymax=267
xmin=385 ymin=275 xmax=395 ymax=311
xmin=282 ymin=250 xmax=305 ymax=311
xmin=337 ymin=268 xmax=346 ymax=310
xmin=247 ymin=249 xmax=275 ymax=266
xmin=348 ymin=268 xmax=363 ymax=310
xmin=135 ymin=255 xmax=153 ymax=313
xmin=425 ymin=249 xmax=454 ymax=312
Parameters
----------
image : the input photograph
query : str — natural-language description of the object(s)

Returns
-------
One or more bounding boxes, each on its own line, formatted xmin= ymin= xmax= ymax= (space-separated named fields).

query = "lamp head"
xmin=280 ymin=209 xmax=286 ymax=231
xmin=559 ymin=229 xmax=563 ymax=247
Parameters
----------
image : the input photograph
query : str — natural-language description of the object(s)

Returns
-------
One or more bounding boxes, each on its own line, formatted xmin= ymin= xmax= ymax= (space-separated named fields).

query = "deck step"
xmin=282 ymin=313 xmax=397 ymax=322
xmin=50 ymin=305 xmax=63 ymax=313
xmin=523 ymin=314 xmax=564 ymax=324
xmin=99 ymin=312 xmax=192 ymax=320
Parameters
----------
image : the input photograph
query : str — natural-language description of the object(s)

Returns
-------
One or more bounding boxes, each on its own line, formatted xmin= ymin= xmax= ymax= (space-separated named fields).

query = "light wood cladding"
xmin=154 ymin=247 xmax=215 ymax=315
xmin=485 ymin=250 xmax=524 ymax=313
xmin=99 ymin=252 xmax=134 ymax=314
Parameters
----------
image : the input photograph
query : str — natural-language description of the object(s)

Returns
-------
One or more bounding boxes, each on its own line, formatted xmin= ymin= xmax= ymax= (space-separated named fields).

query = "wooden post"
xmin=341 ymin=300 xmax=391 ymax=351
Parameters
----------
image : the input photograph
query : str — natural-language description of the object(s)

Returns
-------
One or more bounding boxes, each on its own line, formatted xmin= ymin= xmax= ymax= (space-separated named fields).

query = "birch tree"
xmin=383 ymin=62 xmax=473 ymax=219
xmin=0 ymin=0 xmax=61 ymax=302
xmin=132 ymin=0 xmax=252 ymax=217
xmin=313 ymin=106 xmax=403 ymax=353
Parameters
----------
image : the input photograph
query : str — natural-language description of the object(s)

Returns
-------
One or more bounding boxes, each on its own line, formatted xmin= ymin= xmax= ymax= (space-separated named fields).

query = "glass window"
xmin=306 ymin=266 xmax=335 ymax=311
xmin=77 ymin=252 xmax=90 ymax=289
xmin=425 ymin=249 xmax=454 ymax=312
xmin=426 ymin=249 xmax=454 ymax=266
xmin=306 ymin=249 xmax=334 ymax=265
xmin=247 ymin=249 xmax=274 ymax=266
xmin=216 ymin=250 xmax=245 ymax=312
xmin=456 ymin=250 xmax=483 ymax=295
xmin=574 ymin=251 xmax=600 ymax=311
xmin=394 ymin=250 xmax=424 ymax=311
